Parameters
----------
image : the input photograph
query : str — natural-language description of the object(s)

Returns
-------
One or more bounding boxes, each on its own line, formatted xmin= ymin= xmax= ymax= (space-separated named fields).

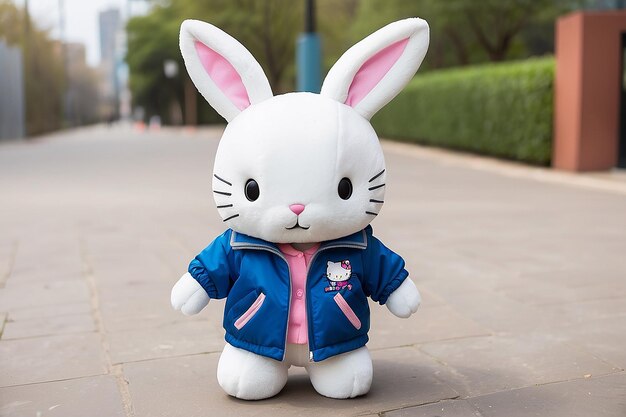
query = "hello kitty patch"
xmin=325 ymin=260 xmax=353 ymax=292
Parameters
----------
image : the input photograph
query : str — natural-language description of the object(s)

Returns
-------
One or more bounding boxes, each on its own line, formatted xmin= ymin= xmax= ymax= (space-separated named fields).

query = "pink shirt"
xmin=278 ymin=243 xmax=320 ymax=345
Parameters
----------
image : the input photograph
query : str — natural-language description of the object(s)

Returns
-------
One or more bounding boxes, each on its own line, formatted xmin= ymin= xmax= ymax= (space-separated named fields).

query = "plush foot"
xmin=306 ymin=347 xmax=373 ymax=399
xmin=217 ymin=343 xmax=289 ymax=400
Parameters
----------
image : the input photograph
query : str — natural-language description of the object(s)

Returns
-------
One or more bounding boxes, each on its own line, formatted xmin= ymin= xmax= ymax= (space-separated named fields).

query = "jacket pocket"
xmin=234 ymin=292 xmax=265 ymax=330
xmin=333 ymin=293 xmax=362 ymax=330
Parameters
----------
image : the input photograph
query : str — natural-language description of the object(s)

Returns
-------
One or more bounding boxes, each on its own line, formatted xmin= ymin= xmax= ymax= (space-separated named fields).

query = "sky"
xmin=14 ymin=0 xmax=151 ymax=67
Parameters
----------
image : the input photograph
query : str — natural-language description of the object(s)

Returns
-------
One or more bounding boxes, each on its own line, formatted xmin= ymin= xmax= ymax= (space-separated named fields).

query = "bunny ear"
xmin=179 ymin=20 xmax=273 ymax=122
xmin=320 ymin=18 xmax=429 ymax=120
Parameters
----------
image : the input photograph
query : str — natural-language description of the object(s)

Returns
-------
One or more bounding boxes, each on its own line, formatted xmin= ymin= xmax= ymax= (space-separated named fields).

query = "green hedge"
xmin=372 ymin=57 xmax=555 ymax=165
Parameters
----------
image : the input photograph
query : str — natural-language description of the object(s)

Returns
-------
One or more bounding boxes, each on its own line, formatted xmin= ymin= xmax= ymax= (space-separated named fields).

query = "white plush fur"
xmin=179 ymin=20 xmax=273 ymax=121
xmin=321 ymin=18 xmax=429 ymax=120
xmin=211 ymin=92 xmax=386 ymax=243
xmin=217 ymin=343 xmax=289 ymax=400
xmin=386 ymin=278 xmax=421 ymax=318
xmin=218 ymin=343 xmax=372 ymax=400
xmin=175 ymin=18 xmax=430 ymax=401
xmin=171 ymin=273 xmax=210 ymax=316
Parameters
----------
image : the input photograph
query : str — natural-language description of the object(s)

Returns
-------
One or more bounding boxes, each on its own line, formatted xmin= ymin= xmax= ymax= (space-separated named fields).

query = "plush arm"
xmin=187 ymin=229 xmax=237 ymax=299
xmin=171 ymin=230 xmax=237 ymax=315
xmin=360 ymin=229 xmax=420 ymax=317
xmin=385 ymin=278 xmax=421 ymax=318
xmin=171 ymin=272 xmax=210 ymax=315
xmin=361 ymin=230 xmax=409 ymax=303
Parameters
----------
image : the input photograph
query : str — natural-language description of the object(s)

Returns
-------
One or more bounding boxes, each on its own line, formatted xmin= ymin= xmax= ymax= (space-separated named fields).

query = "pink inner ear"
xmin=345 ymin=38 xmax=409 ymax=108
xmin=194 ymin=41 xmax=250 ymax=110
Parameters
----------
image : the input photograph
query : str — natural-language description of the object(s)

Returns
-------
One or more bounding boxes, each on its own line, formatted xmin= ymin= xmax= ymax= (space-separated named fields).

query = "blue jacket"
xmin=188 ymin=226 xmax=408 ymax=362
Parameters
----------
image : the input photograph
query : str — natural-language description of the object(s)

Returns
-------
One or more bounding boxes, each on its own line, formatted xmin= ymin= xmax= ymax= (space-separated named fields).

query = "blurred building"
xmin=60 ymin=42 xmax=102 ymax=126
xmin=99 ymin=8 xmax=122 ymax=119
xmin=100 ymin=8 xmax=121 ymax=65
xmin=0 ymin=40 xmax=25 ymax=140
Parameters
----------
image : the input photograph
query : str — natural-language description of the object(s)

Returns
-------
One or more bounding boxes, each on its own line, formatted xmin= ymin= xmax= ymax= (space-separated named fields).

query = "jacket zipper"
xmin=305 ymin=244 xmax=347 ymax=362
xmin=234 ymin=242 xmax=365 ymax=363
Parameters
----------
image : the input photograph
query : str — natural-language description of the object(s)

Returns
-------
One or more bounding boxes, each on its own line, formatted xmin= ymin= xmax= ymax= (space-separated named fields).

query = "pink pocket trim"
xmin=333 ymin=293 xmax=362 ymax=330
xmin=234 ymin=293 xmax=265 ymax=330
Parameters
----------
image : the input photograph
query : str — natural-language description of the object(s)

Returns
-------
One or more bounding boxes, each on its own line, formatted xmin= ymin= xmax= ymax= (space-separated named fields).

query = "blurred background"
xmin=2 ymin=2 xmax=626 ymax=415
xmin=1 ymin=0 xmax=625 ymax=168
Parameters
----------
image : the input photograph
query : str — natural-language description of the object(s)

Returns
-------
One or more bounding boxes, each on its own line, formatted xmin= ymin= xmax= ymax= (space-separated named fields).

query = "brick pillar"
xmin=553 ymin=11 xmax=626 ymax=171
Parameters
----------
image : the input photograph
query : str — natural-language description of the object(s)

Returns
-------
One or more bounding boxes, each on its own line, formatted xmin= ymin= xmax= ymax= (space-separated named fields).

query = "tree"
xmin=0 ymin=0 xmax=65 ymax=135
xmin=351 ymin=0 xmax=585 ymax=68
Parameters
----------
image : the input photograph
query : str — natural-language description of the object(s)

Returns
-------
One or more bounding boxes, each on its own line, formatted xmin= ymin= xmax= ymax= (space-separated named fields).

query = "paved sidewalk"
xmin=0 ymin=125 xmax=625 ymax=417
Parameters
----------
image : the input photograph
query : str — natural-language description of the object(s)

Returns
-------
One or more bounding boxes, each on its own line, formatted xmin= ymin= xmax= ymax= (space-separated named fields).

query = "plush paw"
xmin=171 ymin=272 xmax=210 ymax=315
xmin=307 ymin=346 xmax=372 ymax=399
xmin=218 ymin=343 xmax=288 ymax=400
xmin=386 ymin=278 xmax=421 ymax=318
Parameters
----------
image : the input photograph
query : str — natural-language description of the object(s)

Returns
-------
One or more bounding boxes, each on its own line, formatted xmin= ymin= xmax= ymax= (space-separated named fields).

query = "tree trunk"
xmin=184 ymin=75 xmax=197 ymax=126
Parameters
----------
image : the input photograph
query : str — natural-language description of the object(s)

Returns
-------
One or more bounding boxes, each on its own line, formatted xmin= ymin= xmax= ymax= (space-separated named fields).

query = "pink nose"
xmin=289 ymin=204 xmax=305 ymax=215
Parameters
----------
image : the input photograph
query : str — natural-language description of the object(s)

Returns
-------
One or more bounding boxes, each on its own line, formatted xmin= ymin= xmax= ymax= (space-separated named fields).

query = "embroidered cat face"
xmin=326 ymin=260 xmax=352 ymax=283
xmin=180 ymin=19 xmax=429 ymax=243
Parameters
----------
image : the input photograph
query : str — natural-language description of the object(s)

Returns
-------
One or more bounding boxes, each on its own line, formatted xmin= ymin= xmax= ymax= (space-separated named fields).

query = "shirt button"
xmin=296 ymin=289 xmax=304 ymax=298
xmin=297 ymin=253 xmax=303 ymax=258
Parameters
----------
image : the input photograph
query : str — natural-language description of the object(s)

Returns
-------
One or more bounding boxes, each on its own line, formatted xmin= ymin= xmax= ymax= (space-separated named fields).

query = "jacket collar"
xmin=230 ymin=227 xmax=368 ymax=252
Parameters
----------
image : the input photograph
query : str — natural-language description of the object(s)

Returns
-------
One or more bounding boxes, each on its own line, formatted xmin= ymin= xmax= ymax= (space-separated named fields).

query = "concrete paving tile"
xmin=497 ymin=278 xmax=626 ymax=307
xmin=0 ymin=333 xmax=106 ymax=387
xmin=541 ymin=296 xmax=626 ymax=327
xmin=0 ymin=280 xmax=90 ymax=311
xmin=0 ymin=375 xmax=125 ymax=417
xmin=95 ymin=279 xmax=172 ymax=305
xmin=0 ymin=312 xmax=6 ymax=337
xmin=521 ymin=265 xmax=626 ymax=289
xmin=368 ymin=302 xmax=489 ymax=350
xmin=8 ymin=238 xmax=83 ymax=285
xmin=7 ymin=302 xmax=92 ymax=321
xmin=470 ymin=372 xmax=626 ymax=417
xmin=0 ymin=241 xmax=16 ymax=287
xmin=85 ymin=234 xmax=189 ymax=284
xmin=91 ymin=258 xmax=174 ymax=288
xmin=418 ymin=283 xmax=559 ymax=334
xmin=6 ymin=267 xmax=84 ymax=286
xmin=384 ymin=399 xmax=482 ymax=417
xmin=551 ymin=317 xmax=626 ymax=369
xmin=99 ymin=290 xmax=223 ymax=332
xmin=107 ymin=319 xmax=225 ymax=364
xmin=124 ymin=347 xmax=458 ymax=417
xmin=419 ymin=334 xmax=619 ymax=398
xmin=3 ymin=125 xmax=626 ymax=415
xmin=100 ymin=305 xmax=201 ymax=333
xmin=1 ymin=313 xmax=95 ymax=340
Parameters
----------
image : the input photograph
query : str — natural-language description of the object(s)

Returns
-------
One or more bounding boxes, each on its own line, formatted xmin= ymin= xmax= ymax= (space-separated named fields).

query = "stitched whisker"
xmin=365 ymin=211 xmax=378 ymax=216
xmin=369 ymin=199 xmax=384 ymax=204
xmin=368 ymin=169 xmax=385 ymax=183
xmin=214 ymin=174 xmax=232 ymax=186
xmin=223 ymin=214 xmax=240 ymax=222
xmin=368 ymin=183 xmax=385 ymax=191
xmin=213 ymin=190 xmax=232 ymax=196
xmin=216 ymin=204 xmax=233 ymax=209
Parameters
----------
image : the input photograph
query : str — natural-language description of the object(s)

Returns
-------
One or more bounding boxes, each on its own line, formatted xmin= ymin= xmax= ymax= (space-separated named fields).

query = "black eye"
xmin=337 ymin=177 xmax=352 ymax=200
xmin=244 ymin=179 xmax=260 ymax=201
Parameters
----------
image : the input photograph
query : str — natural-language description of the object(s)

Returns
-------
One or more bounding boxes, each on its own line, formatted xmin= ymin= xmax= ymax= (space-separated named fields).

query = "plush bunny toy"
xmin=171 ymin=18 xmax=429 ymax=400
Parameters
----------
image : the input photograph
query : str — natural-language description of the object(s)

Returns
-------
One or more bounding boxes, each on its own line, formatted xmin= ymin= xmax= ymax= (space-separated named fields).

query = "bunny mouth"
xmin=285 ymin=220 xmax=310 ymax=230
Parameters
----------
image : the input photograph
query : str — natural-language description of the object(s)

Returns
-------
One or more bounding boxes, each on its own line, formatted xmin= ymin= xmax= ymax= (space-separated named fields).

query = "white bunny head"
xmin=180 ymin=18 xmax=429 ymax=244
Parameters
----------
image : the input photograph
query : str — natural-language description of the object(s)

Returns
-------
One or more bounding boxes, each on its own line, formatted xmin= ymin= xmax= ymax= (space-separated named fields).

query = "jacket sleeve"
xmin=187 ymin=229 xmax=237 ymax=300
xmin=361 ymin=229 xmax=409 ymax=304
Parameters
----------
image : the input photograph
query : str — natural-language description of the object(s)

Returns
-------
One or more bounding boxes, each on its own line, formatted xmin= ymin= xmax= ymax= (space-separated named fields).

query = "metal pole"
xmin=305 ymin=0 xmax=315 ymax=32
xmin=296 ymin=0 xmax=321 ymax=93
